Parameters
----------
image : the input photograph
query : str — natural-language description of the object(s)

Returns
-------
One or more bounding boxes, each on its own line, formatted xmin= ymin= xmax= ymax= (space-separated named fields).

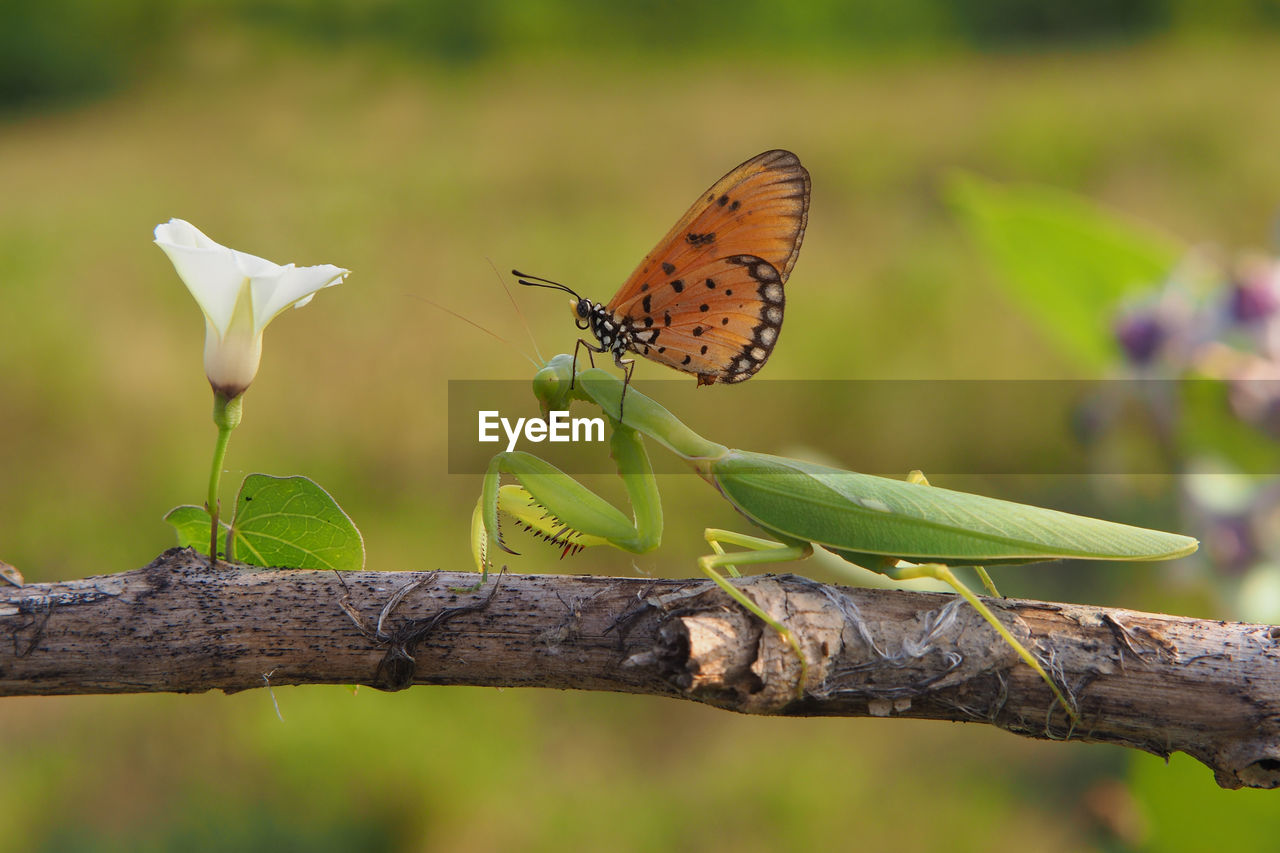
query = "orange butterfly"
xmin=516 ymin=149 xmax=810 ymax=404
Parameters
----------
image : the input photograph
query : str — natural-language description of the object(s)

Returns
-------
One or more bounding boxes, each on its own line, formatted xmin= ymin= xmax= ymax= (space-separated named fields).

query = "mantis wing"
xmin=711 ymin=450 xmax=1198 ymax=567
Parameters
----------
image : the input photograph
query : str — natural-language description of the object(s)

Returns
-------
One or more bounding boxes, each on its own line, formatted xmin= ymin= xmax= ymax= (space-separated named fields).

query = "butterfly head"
xmin=512 ymin=269 xmax=604 ymax=341
xmin=572 ymin=297 xmax=592 ymax=330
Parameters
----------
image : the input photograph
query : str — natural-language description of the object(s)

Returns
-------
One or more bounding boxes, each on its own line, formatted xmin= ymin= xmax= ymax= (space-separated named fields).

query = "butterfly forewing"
xmin=607 ymin=149 xmax=809 ymax=385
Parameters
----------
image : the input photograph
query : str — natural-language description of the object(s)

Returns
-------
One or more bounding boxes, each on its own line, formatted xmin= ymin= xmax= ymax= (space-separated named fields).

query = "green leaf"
xmin=947 ymin=172 xmax=1183 ymax=371
xmin=164 ymin=504 xmax=215 ymax=553
xmin=229 ymin=474 xmax=365 ymax=571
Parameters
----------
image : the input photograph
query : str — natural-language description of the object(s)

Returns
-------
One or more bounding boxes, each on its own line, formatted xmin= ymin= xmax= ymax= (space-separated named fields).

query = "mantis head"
xmin=532 ymin=354 xmax=578 ymax=417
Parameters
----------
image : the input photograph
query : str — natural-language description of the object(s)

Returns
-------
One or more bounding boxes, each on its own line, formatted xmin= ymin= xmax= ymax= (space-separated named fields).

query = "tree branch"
xmin=2 ymin=548 xmax=1278 ymax=790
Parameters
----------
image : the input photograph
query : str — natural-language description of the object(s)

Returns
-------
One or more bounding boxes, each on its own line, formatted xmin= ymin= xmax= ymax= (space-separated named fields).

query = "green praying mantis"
xmin=471 ymin=353 xmax=1198 ymax=721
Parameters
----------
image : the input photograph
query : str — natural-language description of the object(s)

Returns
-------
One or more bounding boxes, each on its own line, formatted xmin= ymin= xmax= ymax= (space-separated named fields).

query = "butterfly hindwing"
xmin=626 ymin=254 xmax=785 ymax=385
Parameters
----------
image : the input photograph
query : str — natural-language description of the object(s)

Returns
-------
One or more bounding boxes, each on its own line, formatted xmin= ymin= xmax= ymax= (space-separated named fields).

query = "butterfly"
xmin=516 ymin=149 xmax=810 ymax=408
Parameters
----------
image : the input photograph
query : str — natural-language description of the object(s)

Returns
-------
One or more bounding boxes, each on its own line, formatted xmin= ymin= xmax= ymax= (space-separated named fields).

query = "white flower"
xmin=154 ymin=219 xmax=349 ymax=398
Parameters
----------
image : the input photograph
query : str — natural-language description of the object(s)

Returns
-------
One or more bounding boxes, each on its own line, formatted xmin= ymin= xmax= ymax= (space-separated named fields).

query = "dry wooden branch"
xmin=2 ymin=548 xmax=1278 ymax=790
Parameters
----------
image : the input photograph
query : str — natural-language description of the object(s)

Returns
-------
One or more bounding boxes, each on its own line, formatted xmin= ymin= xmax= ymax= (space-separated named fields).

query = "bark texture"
xmin=2 ymin=548 xmax=1278 ymax=789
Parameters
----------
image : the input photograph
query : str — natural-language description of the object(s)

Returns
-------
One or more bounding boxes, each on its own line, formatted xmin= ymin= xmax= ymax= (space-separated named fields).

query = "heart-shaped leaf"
xmin=229 ymin=474 xmax=364 ymax=571
xmin=164 ymin=504 xmax=219 ymax=553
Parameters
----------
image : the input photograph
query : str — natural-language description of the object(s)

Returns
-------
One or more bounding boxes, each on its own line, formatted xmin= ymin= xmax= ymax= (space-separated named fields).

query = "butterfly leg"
xmin=571 ymin=338 xmax=604 ymax=390
xmin=613 ymin=353 xmax=635 ymax=421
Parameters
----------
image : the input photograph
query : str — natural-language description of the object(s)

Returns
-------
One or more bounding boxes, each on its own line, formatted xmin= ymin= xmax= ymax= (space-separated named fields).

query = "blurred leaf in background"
xmin=0 ymin=0 xmax=175 ymax=112
xmin=949 ymin=172 xmax=1183 ymax=372
xmin=11 ymin=0 xmax=1280 ymax=116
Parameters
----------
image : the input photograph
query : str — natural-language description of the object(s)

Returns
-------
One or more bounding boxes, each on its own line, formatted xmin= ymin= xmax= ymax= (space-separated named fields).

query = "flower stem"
xmin=207 ymin=392 xmax=243 ymax=564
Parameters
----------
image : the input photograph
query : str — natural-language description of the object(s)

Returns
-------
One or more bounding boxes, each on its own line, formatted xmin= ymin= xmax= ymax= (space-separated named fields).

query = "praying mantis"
xmin=471 ymin=353 xmax=1198 ymax=721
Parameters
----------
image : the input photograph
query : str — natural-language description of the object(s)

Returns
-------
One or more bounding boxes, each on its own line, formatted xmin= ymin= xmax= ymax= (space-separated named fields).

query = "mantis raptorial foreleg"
xmin=472 ymin=421 xmax=662 ymax=576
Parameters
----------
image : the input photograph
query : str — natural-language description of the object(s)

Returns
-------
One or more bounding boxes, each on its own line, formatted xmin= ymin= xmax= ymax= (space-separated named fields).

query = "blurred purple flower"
xmin=1229 ymin=280 xmax=1277 ymax=324
xmin=1206 ymin=514 xmax=1258 ymax=574
xmin=1115 ymin=312 xmax=1165 ymax=365
xmin=1228 ymin=256 xmax=1280 ymax=324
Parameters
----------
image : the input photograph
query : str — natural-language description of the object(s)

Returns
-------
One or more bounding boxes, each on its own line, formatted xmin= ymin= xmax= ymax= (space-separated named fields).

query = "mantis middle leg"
xmin=701 ymin=528 xmax=814 ymax=693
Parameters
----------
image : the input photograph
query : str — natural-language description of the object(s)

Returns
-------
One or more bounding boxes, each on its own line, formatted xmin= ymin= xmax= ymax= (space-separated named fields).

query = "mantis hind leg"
xmin=699 ymin=528 xmax=814 ymax=695
xmin=888 ymin=561 xmax=1078 ymax=726
xmin=907 ymin=470 xmax=1002 ymax=599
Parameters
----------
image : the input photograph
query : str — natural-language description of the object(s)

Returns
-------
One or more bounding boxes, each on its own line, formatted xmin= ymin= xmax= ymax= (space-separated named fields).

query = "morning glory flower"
xmin=154 ymin=218 xmax=349 ymax=399
xmin=154 ymin=218 xmax=349 ymax=563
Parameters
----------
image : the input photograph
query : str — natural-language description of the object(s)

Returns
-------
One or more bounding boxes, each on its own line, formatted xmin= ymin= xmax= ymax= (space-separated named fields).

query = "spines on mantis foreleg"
xmin=482 ymin=455 xmax=516 ymax=557
xmin=470 ymin=496 xmax=490 ymax=572
xmin=481 ymin=449 xmax=623 ymax=560
xmin=497 ymin=483 xmax=602 ymax=557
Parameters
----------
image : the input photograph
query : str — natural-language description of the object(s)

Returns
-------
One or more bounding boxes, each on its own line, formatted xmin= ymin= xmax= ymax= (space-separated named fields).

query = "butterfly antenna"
xmin=512 ymin=269 xmax=583 ymax=302
xmin=408 ymin=293 xmax=538 ymax=368
xmin=487 ymin=258 xmax=544 ymax=364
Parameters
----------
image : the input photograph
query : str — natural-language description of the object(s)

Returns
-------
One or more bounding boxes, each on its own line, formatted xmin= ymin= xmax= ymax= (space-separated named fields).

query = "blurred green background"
xmin=3 ymin=1 xmax=1280 ymax=849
